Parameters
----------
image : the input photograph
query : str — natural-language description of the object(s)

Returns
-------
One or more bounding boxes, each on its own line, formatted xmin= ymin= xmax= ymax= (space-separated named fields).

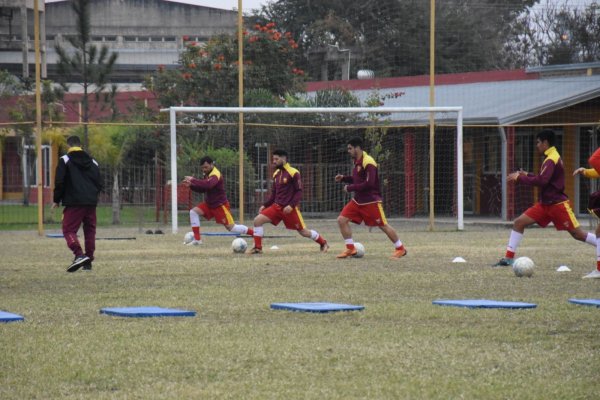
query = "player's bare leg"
xmin=567 ymin=226 xmax=596 ymax=245
xmin=298 ymin=228 xmax=329 ymax=252
xmin=336 ymin=215 xmax=357 ymax=258
xmin=379 ymin=224 xmax=407 ymax=259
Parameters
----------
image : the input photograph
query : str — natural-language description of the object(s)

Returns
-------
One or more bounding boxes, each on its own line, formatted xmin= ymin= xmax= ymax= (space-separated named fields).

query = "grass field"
xmin=1 ymin=220 xmax=599 ymax=399
xmin=0 ymin=204 xmax=159 ymax=230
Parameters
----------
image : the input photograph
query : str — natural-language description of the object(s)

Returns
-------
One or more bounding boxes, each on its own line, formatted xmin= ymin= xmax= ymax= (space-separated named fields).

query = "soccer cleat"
xmin=492 ymin=257 xmax=514 ymax=267
xmin=82 ymin=261 xmax=92 ymax=271
xmin=320 ymin=242 xmax=330 ymax=253
xmin=582 ymin=270 xmax=600 ymax=279
xmin=67 ymin=255 xmax=91 ymax=273
xmin=390 ymin=248 xmax=407 ymax=259
xmin=248 ymin=247 xmax=263 ymax=255
xmin=186 ymin=240 xmax=203 ymax=246
xmin=336 ymin=248 xmax=358 ymax=258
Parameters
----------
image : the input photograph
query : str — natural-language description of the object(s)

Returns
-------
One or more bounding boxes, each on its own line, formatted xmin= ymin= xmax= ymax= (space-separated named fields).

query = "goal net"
xmin=162 ymin=106 xmax=463 ymax=233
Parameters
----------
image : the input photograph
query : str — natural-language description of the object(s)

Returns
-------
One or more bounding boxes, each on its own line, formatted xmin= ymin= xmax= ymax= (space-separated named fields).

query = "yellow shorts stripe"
xmin=222 ymin=205 xmax=235 ymax=225
xmin=377 ymin=203 xmax=388 ymax=225
xmin=294 ymin=207 xmax=306 ymax=230
xmin=562 ymin=202 xmax=580 ymax=229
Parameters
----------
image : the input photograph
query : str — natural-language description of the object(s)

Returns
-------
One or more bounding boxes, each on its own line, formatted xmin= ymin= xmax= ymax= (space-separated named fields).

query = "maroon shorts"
xmin=260 ymin=204 xmax=306 ymax=230
xmin=196 ymin=202 xmax=234 ymax=225
xmin=524 ymin=201 xmax=579 ymax=231
xmin=340 ymin=200 xmax=388 ymax=227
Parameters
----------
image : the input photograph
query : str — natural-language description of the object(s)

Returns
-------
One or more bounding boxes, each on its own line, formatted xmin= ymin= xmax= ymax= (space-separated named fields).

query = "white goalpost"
xmin=161 ymin=106 xmax=464 ymax=234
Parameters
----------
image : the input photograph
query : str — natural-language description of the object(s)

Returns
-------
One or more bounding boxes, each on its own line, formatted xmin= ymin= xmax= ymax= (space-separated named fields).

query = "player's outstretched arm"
xmin=574 ymin=167 xmax=600 ymax=178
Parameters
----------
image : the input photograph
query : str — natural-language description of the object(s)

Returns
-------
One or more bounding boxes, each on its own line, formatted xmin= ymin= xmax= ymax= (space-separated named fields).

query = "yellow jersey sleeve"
xmin=583 ymin=168 xmax=600 ymax=179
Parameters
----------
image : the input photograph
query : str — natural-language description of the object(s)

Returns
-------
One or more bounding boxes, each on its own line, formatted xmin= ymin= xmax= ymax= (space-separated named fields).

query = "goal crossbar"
xmin=161 ymin=106 xmax=464 ymax=233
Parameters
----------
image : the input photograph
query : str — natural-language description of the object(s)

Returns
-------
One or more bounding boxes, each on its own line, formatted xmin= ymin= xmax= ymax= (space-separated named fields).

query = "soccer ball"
xmin=232 ymin=238 xmax=248 ymax=253
xmin=513 ymin=256 xmax=535 ymax=277
xmin=353 ymin=242 xmax=365 ymax=258
xmin=183 ymin=231 xmax=195 ymax=244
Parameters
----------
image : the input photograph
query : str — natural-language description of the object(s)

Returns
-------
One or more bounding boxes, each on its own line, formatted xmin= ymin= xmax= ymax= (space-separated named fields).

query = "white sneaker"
xmin=186 ymin=240 xmax=203 ymax=246
xmin=582 ymin=270 xmax=600 ymax=279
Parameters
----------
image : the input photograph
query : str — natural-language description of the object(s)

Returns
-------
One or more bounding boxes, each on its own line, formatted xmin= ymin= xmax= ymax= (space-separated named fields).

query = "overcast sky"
xmin=45 ymin=0 xmax=269 ymax=12
xmin=45 ymin=0 xmax=596 ymax=12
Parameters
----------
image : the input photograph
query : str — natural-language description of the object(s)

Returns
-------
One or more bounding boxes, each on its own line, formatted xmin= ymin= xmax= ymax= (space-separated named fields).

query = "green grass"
xmin=0 ymin=204 xmax=160 ymax=230
xmin=1 ymin=221 xmax=599 ymax=399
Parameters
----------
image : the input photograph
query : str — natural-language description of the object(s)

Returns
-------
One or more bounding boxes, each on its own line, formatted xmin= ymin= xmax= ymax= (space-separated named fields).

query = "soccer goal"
xmin=161 ymin=106 xmax=463 ymax=233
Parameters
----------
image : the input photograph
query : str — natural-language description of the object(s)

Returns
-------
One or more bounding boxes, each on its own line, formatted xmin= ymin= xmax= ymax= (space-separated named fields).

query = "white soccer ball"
xmin=353 ymin=242 xmax=365 ymax=258
xmin=513 ymin=256 xmax=535 ymax=277
xmin=183 ymin=231 xmax=195 ymax=244
xmin=232 ymin=238 xmax=248 ymax=253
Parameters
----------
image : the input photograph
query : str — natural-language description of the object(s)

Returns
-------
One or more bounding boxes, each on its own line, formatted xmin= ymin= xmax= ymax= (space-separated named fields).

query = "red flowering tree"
xmin=146 ymin=22 xmax=305 ymax=108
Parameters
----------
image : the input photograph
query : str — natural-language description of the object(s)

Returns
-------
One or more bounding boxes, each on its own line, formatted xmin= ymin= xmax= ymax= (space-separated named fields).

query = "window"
xmin=24 ymin=145 xmax=51 ymax=188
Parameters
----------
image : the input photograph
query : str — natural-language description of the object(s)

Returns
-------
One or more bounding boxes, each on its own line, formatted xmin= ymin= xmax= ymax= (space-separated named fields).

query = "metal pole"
xmin=34 ymin=0 xmax=43 ymax=236
xmin=428 ymin=0 xmax=436 ymax=231
xmin=237 ymin=0 xmax=245 ymax=223
xmin=457 ymin=109 xmax=464 ymax=230
xmin=170 ymin=108 xmax=178 ymax=233
xmin=499 ymin=127 xmax=507 ymax=221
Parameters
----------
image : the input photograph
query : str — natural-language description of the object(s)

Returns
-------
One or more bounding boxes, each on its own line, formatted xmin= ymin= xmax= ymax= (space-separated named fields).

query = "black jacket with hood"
xmin=53 ymin=149 xmax=103 ymax=206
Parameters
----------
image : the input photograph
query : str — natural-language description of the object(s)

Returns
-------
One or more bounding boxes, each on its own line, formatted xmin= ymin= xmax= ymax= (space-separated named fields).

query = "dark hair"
xmin=272 ymin=149 xmax=288 ymax=158
xmin=67 ymin=136 xmax=81 ymax=147
xmin=536 ymin=130 xmax=555 ymax=146
xmin=347 ymin=137 xmax=363 ymax=148
xmin=199 ymin=156 xmax=213 ymax=165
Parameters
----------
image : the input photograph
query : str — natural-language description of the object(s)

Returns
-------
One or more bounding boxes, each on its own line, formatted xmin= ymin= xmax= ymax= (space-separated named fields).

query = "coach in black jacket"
xmin=52 ymin=135 xmax=103 ymax=272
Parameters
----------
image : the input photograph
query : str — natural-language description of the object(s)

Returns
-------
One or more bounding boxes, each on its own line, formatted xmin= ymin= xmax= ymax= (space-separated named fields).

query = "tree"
xmin=145 ymin=22 xmax=304 ymax=108
xmin=0 ymin=70 xmax=24 ymax=98
xmin=7 ymin=80 xmax=65 ymax=206
xmin=508 ymin=1 xmax=600 ymax=66
xmin=54 ymin=0 xmax=118 ymax=149
xmin=255 ymin=0 xmax=537 ymax=78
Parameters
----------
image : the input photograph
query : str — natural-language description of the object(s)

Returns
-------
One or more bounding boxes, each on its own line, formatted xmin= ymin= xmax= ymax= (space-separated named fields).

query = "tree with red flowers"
xmin=146 ymin=22 xmax=305 ymax=108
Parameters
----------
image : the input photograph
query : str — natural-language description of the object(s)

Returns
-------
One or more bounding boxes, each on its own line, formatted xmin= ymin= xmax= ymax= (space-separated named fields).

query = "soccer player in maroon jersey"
xmin=182 ymin=156 xmax=253 ymax=246
xmin=335 ymin=137 xmax=407 ymax=259
xmin=573 ymin=146 xmax=600 ymax=279
xmin=494 ymin=130 xmax=596 ymax=267
xmin=249 ymin=150 xmax=329 ymax=254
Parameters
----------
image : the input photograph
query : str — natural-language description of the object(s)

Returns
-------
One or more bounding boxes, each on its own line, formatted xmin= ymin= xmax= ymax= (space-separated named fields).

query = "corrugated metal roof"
xmin=314 ymin=75 xmax=600 ymax=125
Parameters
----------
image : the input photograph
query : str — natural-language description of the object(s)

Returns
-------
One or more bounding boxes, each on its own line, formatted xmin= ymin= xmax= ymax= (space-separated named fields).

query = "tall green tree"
xmin=255 ymin=0 xmax=538 ymax=78
xmin=7 ymin=80 xmax=65 ymax=206
xmin=0 ymin=70 xmax=24 ymax=98
xmin=54 ymin=0 xmax=118 ymax=148
xmin=145 ymin=22 xmax=304 ymax=108
xmin=507 ymin=1 xmax=600 ymax=66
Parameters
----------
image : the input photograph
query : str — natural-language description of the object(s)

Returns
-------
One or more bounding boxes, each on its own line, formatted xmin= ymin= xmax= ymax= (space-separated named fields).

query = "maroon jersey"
xmin=263 ymin=163 xmax=302 ymax=208
xmin=340 ymin=151 xmax=382 ymax=205
xmin=517 ymin=146 xmax=568 ymax=204
xmin=189 ymin=166 xmax=228 ymax=208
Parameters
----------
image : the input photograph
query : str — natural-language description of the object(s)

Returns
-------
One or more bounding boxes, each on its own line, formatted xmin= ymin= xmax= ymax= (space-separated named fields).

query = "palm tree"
xmin=54 ymin=0 xmax=118 ymax=149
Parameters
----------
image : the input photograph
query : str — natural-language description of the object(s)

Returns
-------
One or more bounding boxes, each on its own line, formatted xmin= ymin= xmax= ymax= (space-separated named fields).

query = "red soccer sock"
xmin=254 ymin=235 xmax=263 ymax=249
xmin=596 ymin=260 xmax=600 ymax=271
xmin=395 ymin=244 xmax=405 ymax=251
xmin=315 ymin=236 xmax=326 ymax=246
xmin=346 ymin=243 xmax=355 ymax=250
xmin=192 ymin=226 xmax=201 ymax=241
xmin=247 ymin=228 xmax=254 ymax=236
xmin=505 ymin=250 xmax=515 ymax=259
